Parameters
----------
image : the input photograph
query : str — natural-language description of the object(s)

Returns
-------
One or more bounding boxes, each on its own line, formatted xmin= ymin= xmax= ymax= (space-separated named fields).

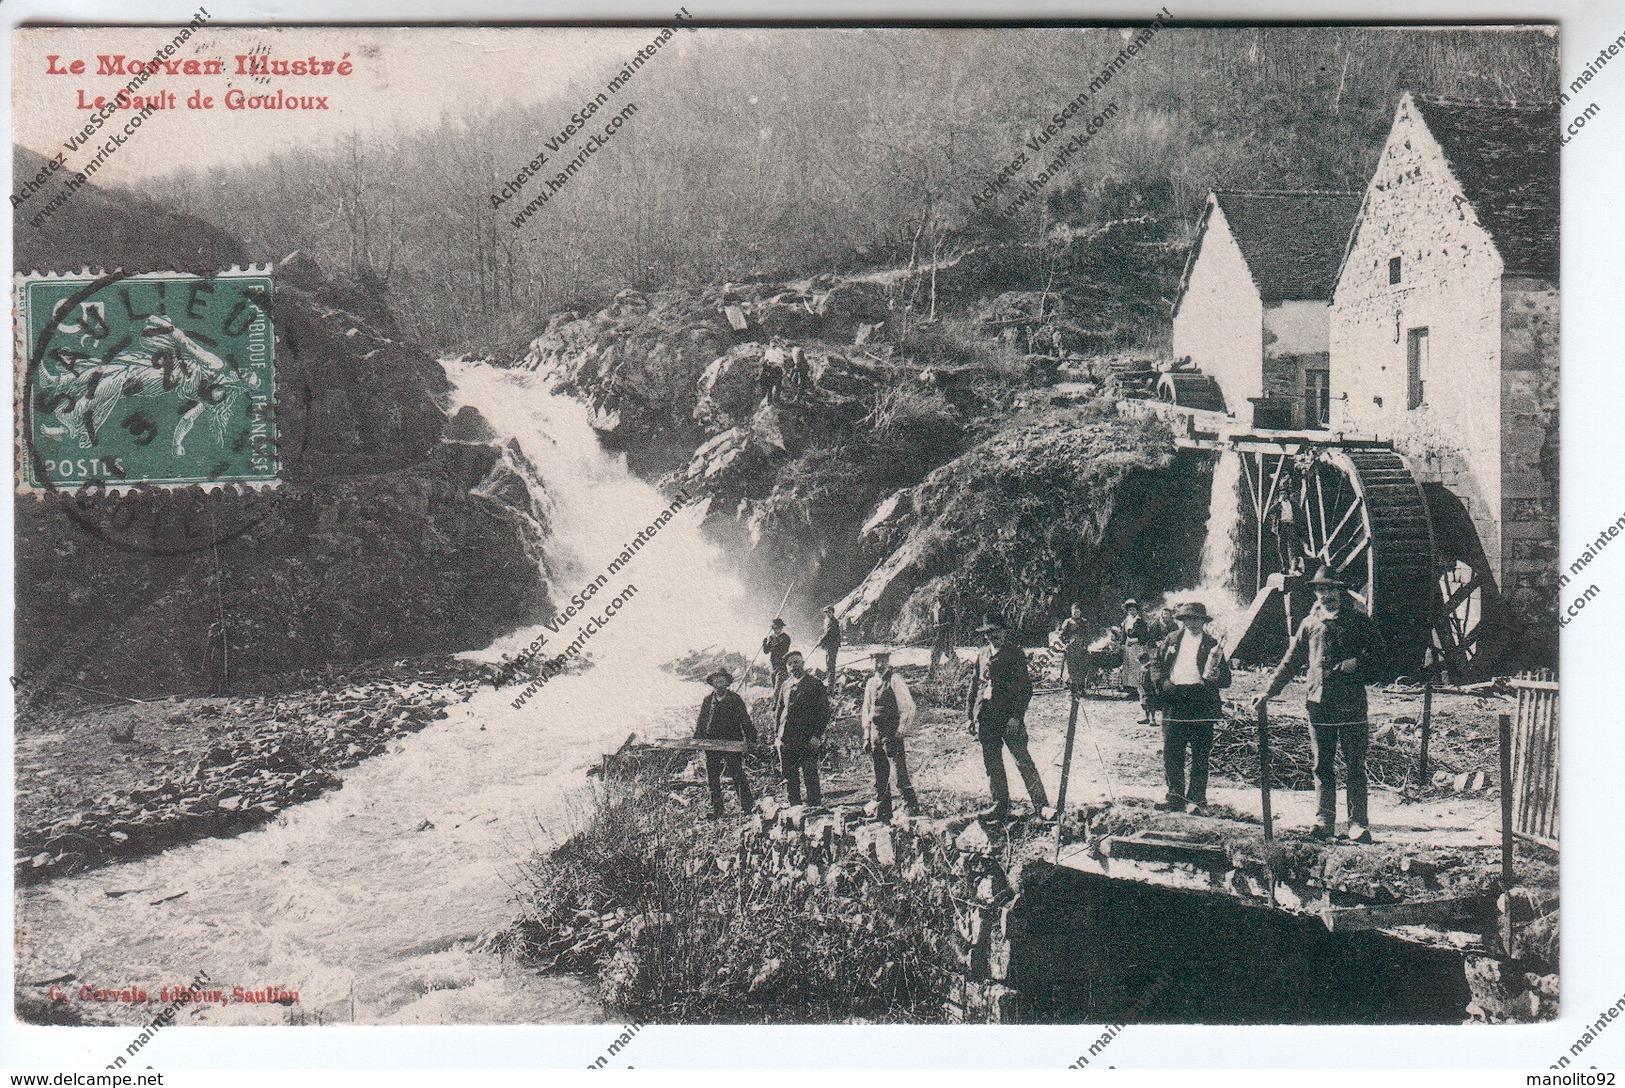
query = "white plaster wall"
xmin=1172 ymin=205 xmax=1263 ymax=415
xmin=1330 ymin=95 xmax=1506 ymax=581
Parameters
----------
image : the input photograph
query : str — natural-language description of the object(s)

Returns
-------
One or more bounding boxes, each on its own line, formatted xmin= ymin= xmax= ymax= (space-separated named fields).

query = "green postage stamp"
xmin=16 ymin=267 xmax=277 ymax=491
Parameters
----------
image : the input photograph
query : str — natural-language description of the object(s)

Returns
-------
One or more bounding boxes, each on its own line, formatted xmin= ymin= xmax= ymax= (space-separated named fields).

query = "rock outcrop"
xmin=12 ymin=146 xmax=549 ymax=703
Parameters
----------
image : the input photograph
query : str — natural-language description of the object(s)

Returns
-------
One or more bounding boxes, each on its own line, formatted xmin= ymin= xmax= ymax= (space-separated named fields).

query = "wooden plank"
xmin=650 ymin=737 xmax=751 ymax=753
xmin=1319 ymin=897 xmax=1480 ymax=933
xmin=1500 ymin=712 xmax=1515 ymax=887
xmin=1512 ymin=829 xmax=1559 ymax=852
xmin=1508 ymin=678 xmax=1560 ymax=692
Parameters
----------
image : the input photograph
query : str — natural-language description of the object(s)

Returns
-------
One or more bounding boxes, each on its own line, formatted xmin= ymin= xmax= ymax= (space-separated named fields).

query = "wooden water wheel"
xmin=1236 ymin=445 xmax=1442 ymax=675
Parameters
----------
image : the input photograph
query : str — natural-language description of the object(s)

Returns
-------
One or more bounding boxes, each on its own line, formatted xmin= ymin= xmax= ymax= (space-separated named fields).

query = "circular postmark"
xmin=19 ymin=266 xmax=287 ymax=555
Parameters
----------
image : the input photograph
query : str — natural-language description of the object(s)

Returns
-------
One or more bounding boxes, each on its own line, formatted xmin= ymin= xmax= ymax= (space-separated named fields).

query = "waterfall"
xmin=443 ymin=360 xmax=762 ymax=777
xmin=443 ymin=361 xmax=756 ymax=675
xmin=1167 ymin=449 xmax=1248 ymax=643
xmin=1199 ymin=449 xmax=1244 ymax=600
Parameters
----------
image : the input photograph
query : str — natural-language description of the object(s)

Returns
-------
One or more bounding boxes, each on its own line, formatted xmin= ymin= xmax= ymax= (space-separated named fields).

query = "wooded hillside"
xmin=131 ymin=26 xmax=1557 ymax=354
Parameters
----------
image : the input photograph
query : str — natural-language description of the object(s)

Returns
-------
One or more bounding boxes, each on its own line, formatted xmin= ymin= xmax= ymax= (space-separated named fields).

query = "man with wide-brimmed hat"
xmin=1152 ymin=601 xmax=1232 ymax=813
xmin=861 ymin=649 xmax=919 ymax=821
xmin=1255 ymin=565 xmax=1386 ymax=842
xmin=965 ymin=615 xmax=1049 ymax=819
xmin=693 ymin=667 xmax=757 ymax=817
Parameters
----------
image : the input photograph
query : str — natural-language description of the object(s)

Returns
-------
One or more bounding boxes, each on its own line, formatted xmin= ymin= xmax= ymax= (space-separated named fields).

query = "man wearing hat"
xmin=861 ymin=650 xmax=919 ymax=821
xmin=693 ymin=668 xmax=757 ymax=818
xmin=965 ymin=616 xmax=1049 ymax=819
xmin=1151 ymin=601 xmax=1232 ymax=813
xmin=776 ymin=650 xmax=831 ymax=806
xmin=762 ymin=618 xmax=792 ymax=690
xmin=1255 ymin=566 xmax=1386 ymax=842
xmin=815 ymin=605 xmax=843 ymax=689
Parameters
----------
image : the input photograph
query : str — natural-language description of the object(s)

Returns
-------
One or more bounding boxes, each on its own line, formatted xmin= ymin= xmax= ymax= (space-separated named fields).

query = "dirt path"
xmin=842 ymin=645 xmax=1504 ymax=851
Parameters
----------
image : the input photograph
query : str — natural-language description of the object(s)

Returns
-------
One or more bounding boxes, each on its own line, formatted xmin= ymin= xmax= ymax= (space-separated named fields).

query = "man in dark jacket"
xmin=816 ymin=605 xmax=842 ymax=689
xmin=1151 ymin=601 xmax=1232 ymax=813
xmin=776 ymin=650 xmax=830 ymax=805
xmin=1255 ymin=566 xmax=1386 ymax=842
xmin=966 ymin=617 xmax=1049 ymax=819
xmin=762 ymin=618 xmax=792 ymax=689
xmin=694 ymin=668 xmax=757 ymax=817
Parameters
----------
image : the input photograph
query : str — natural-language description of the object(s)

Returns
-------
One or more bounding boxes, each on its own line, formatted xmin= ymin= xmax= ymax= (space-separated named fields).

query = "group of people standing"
xmin=694 ymin=606 xmax=917 ymax=822
xmin=693 ymin=563 xmax=1386 ymax=843
xmin=1055 ymin=565 xmax=1385 ymax=838
xmin=755 ymin=337 xmax=810 ymax=405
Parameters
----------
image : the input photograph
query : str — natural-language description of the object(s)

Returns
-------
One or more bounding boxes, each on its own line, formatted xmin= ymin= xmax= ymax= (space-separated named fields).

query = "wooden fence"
xmin=1507 ymin=670 xmax=1559 ymax=844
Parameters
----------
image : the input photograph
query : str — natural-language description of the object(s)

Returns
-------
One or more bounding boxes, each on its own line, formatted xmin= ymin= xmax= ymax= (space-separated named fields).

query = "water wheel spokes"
xmin=1438 ymin=560 xmax=1485 ymax=662
xmin=1298 ymin=457 xmax=1375 ymax=609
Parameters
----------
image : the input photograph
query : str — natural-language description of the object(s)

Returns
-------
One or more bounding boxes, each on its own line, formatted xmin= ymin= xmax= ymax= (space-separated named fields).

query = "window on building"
xmin=1389 ymin=256 xmax=1402 ymax=284
xmin=1305 ymin=369 xmax=1331 ymax=429
xmin=1406 ymin=327 xmax=1429 ymax=409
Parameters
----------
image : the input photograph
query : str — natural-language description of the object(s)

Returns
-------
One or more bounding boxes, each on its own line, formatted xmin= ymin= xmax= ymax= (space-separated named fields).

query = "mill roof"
xmin=1175 ymin=190 xmax=1363 ymax=314
xmin=1408 ymin=94 xmax=1560 ymax=278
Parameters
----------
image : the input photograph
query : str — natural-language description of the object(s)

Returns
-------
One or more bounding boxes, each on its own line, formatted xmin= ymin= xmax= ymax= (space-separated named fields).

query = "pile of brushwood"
xmin=1208 ymin=700 xmax=1499 ymax=796
xmin=506 ymin=748 xmax=958 ymax=1023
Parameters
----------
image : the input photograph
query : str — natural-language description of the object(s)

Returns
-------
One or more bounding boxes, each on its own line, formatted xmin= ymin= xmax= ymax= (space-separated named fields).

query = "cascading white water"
xmin=15 ymin=363 xmax=760 ymax=1027
xmin=444 ymin=360 xmax=755 ymax=675
xmin=1198 ymin=450 xmax=1244 ymax=602
xmin=1166 ymin=450 xmax=1248 ymax=643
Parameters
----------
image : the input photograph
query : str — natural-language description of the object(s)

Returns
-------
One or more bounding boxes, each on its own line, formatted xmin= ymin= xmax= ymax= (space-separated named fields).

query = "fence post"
xmin=1053 ymin=694 xmax=1081 ymax=859
xmin=1258 ymin=703 xmax=1276 ymax=908
xmin=1417 ymin=666 xmax=1433 ymax=786
xmin=1257 ymin=704 xmax=1273 ymax=841
xmin=1499 ymin=711 xmax=1516 ymax=958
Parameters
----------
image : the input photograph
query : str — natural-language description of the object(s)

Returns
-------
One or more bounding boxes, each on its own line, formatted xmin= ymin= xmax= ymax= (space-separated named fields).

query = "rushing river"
xmin=15 ymin=363 xmax=755 ymax=1025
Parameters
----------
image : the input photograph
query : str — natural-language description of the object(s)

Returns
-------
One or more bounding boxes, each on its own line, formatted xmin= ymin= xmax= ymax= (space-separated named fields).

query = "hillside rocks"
xmin=511 ymin=216 xmax=1198 ymax=632
xmin=835 ymin=406 xmax=1184 ymax=641
xmin=12 ymin=157 xmax=550 ymax=703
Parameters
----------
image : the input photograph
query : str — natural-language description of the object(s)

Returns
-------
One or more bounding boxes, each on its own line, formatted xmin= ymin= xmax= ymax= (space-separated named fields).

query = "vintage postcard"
xmin=3 ymin=2 xmax=1612 ymax=1074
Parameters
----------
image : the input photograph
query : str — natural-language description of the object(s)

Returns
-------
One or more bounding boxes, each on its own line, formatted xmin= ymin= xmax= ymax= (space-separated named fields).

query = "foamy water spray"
xmin=445 ymin=360 xmax=756 ymax=674
xmin=14 ymin=363 xmax=765 ymax=1028
xmin=1168 ymin=449 xmax=1249 ymax=642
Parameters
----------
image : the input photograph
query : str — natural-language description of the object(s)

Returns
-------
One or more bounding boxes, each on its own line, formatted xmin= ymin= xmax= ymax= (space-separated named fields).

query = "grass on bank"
xmin=508 ymin=748 xmax=958 ymax=1024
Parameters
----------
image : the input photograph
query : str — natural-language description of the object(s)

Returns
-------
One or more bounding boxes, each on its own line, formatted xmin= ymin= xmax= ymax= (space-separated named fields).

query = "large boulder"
xmin=695 ymin=344 xmax=768 ymax=432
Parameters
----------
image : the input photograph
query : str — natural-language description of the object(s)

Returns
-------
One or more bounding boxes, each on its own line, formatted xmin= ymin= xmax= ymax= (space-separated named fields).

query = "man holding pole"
xmin=966 ymin=616 xmax=1049 ymax=820
xmin=762 ymin=618 xmax=792 ymax=689
xmin=1254 ymin=565 xmax=1385 ymax=842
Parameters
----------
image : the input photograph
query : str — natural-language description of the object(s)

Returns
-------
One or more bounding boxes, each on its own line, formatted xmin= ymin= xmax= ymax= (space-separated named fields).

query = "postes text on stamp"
xmin=17 ymin=267 xmax=277 ymax=491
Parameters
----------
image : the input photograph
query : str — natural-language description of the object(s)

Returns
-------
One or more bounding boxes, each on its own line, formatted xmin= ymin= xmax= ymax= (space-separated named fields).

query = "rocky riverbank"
xmin=514 ymin=223 xmax=1196 ymax=640
xmin=14 ymin=657 xmax=485 ymax=885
